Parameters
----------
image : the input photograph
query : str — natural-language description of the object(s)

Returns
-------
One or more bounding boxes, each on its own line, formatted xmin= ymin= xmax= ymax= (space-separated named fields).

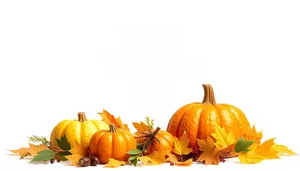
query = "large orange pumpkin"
xmin=136 ymin=128 xmax=174 ymax=155
xmin=89 ymin=124 xmax=136 ymax=164
xmin=167 ymin=84 xmax=251 ymax=146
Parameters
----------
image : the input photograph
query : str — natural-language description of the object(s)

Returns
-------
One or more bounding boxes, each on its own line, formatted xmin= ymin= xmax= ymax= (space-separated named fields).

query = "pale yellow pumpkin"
xmin=50 ymin=112 xmax=109 ymax=151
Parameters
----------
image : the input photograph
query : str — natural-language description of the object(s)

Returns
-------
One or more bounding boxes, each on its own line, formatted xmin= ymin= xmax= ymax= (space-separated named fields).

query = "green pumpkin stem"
xmin=78 ymin=112 xmax=88 ymax=122
xmin=109 ymin=124 xmax=117 ymax=133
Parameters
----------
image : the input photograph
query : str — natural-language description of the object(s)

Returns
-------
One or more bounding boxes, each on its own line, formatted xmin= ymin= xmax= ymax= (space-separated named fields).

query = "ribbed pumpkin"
xmin=136 ymin=128 xmax=174 ymax=155
xmin=50 ymin=112 xmax=109 ymax=151
xmin=89 ymin=124 xmax=137 ymax=164
xmin=167 ymin=84 xmax=251 ymax=146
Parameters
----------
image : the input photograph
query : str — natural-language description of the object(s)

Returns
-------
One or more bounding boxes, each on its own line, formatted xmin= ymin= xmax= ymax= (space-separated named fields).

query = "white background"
xmin=1 ymin=0 xmax=300 ymax=170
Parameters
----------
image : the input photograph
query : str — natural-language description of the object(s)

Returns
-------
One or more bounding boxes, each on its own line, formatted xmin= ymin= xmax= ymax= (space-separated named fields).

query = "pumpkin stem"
xmin=109 ymin=124 xmax=117 ymax=133
xmin=152 ymin=127 xmax=161 ymax=137
xmin=202 ymin=84 xmax=217 ymax=105
xmin=78 ymin=112 xmax=88 ymax=122
xmin=202 ymin=84 xmax=211 ymax=104
xmin=208 ymin=84 xmax=217 ymax=105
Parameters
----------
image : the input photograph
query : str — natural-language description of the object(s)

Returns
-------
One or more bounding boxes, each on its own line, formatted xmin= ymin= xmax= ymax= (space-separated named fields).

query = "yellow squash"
xmin=50 ymin=112 xmax=109 ymax=151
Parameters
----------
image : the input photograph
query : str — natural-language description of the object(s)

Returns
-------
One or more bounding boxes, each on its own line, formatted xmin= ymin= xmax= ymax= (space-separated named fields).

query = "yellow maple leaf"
xmin=65 ymin=141 xmax=85 ymax=166
xmin=196 ymin=137 xmax=220 ymax=165
xmin=255 ymin=138 xmax=279 ymax=159
xmin=211 ymin=124 xmax=236 ymax=150
xmin=105 ymin=158 xmax=126 ymax=168
xmin=238 ymin=138 xmax=280 ymax=164
xmin=9 ymin=147 xmax=30 ymax=158
xmin=138 ymin=150 xmax=168 ymax=165
xmin=132 ymin=121 xmax=150 ymax=135
xmin=238 ymin=150 xmax=264 ymax=164
xmin=173 ymin=132 xmax=193 ymax=155
xmin=272 ymin=144 xmax=297 ymax=156
xmin=27 ymin=143 xmax=49 ymax=157
xmin=244 ymin=125 xmax=263 ymax=142
xmin=98 ymin=109 xmax=130 ymax=131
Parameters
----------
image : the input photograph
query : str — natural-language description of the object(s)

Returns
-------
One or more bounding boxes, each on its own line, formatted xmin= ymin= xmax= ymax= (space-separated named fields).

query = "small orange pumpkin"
xmin=136 ymin=128 xmax=174 ymax=155
xmin=89 ymin=124 xmax=136 ymax=164
xmin=167 ymin=84 xmax=251 ymax=146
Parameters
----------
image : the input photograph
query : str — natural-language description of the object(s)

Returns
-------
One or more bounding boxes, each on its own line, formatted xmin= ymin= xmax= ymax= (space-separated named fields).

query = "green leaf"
xmin=131 ymin=158 xmax=138 ymax=166
xmin=57 ymin=150 xmax=71 ymax=161
xmin=127 ymin=149 xmax=141 ymax=155
xmin=30 ymin=150 xmax=55 ymax=162
xmin=56 ymin=135 xmax=71 ymax=150
xmin=59 ymin=156 xmax=68 ymax=161
xmin=128 ymin=155 xmax=137 ymax=161
xmin=234 ymin=137 xmax=254 ymax=152
xmin=58 ymin=151 xmax=71 ymax=156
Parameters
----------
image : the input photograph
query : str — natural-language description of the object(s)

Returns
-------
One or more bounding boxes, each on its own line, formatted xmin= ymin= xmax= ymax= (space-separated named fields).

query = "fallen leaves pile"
xmin=9 ymin=110 xmax=297 ymax=167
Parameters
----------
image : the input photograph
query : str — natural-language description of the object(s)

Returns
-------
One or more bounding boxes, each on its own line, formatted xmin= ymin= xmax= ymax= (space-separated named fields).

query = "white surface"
xmin=1 ymin=0 xmax=300 ymax=170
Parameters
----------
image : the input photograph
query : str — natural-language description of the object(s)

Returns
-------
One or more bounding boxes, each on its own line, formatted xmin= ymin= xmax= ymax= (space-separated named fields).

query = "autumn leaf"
xmin=238 ymin=138 xmax=280 ymax=164
xmin=196 ymin=137 xmax=220 ymax=165
xmin=132 ymin=121 xmax=150 ymax=135
xmin=65 ymin=141 xmax=85 ymax=166
xmin=244 ymin=125 xmax=262 ymax=142
xmin=255 ymin=138 xmax=279 ymax=159
xmin=138 ymin=150 xmax=168 ymax=165
xmin=272 ymin=144 xmax=297 ymax=156
xmin=238 ymin=149 xmax=264 ymax=164
xmin=9 ymin=143 xmax=49 ymax=158
xmin=9 ymin=148 xmax=30 ymax=158
xmin=105 ymin=158 xmax=126 ymax=168
xmin=98 ymin=109 xmax=130 ymax=131
xmin=173 ymin=132 xmax=193 ymax=155
xmin=234 ymin=137 xmax=254 ymax=153
xmin=168 ymin=153 xmax=193 ymax=166
xmin=211 ymin=124 xmax=236 ymax=150
xmin=220 ymin=143 xmax=237 ymax=158
xmin=27 ymin=143 xmax=49 ymax=157
xmin=31 ymin=150 xmax=56 ymax=162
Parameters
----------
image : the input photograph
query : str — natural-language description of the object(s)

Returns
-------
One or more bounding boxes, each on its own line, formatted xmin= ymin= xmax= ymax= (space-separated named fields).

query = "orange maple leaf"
xmin=98 ymin=109 xmax=130 ymax=131
xmin=138 ymin=150 xmax=168 ymax=165
xmin=168 ymin=153 xmax=193 ymax=166
xmin=27 ymin=143 xmax=49 ymax=157
xmin=220 ymin=143 xmax=237 ymax=158
xmin=132 ymin=121 xmax=150 ymax=135
xmin=197 ymin=137 xmax=220 ymax=165
xmin=9 ymin=148 xmax=30 ymax=158
xmin=65 ymin=141 xmax=85 ymax=166
xmin=9 ymin=143 xmax=49 ymax=158
xmin=244 ymin=125 xmax=262 ymax=142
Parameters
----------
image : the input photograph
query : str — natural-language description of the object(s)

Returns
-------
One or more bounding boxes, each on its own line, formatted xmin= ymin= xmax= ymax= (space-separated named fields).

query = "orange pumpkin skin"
xmin=136 ymin=130 xmax=174 ymax=154
xmin=89 ymin=124 xmax=136 ymax=164
xmin=167 ymin=84 xmax=251 ymax=147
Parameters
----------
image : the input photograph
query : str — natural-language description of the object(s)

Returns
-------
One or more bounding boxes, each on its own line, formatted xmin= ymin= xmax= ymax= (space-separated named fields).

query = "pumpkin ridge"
xmin=167 ymin=103 xmax=197 ymax=135
xmin=217 ymin=104 xmax=241 ymax=138
xmin=225 ymin=104 xmax=250 ymax=136
xmin=51 ymin=120 xmax=72 ymax=147
xmin=98 ymin=132 xmax=113 ymax=163
xmin=156 ymin=133 xmax=171 ymax=149
xmin=174 ymin=103 xmax=198 ymax=137
xmin=120 ymin=132 xmax=129 ymax=160
xmin=178 ymin=103 xmax=204 ymax=144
